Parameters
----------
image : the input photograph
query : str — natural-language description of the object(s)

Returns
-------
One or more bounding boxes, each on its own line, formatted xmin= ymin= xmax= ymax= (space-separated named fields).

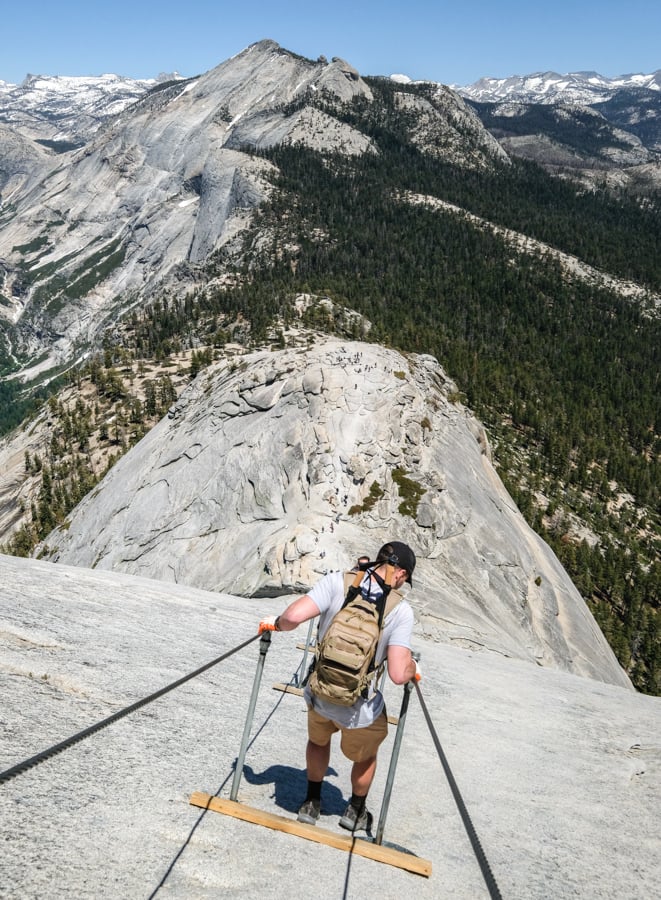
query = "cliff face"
xmin=43 ymin=337 xmax=629 ymax=688
xmin=0 ymin=41 xmax=375 ymax=372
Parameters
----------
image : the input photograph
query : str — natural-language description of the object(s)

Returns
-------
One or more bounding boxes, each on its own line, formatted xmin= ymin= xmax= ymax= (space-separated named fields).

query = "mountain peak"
xmin=0 ymin=43 xmax=376 ymax=372
xmin=246 ymin=37 xmax=282 ymax=54
xmin=42 ymin=335 xmax=630 ymax=688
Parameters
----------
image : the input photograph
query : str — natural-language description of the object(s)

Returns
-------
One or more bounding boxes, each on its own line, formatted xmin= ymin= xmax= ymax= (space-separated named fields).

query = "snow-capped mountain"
xmin=455 ymin=70 xmax=661 ymax=105
xmin=453 ymin=69 xmax=661 ymax=162
xmin=0 ymin=72 xmax=179 ymax=145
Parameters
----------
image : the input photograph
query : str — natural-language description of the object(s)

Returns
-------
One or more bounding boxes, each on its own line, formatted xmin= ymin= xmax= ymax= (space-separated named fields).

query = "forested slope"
xmin=3 ymin=79 xmax=659 ymax=691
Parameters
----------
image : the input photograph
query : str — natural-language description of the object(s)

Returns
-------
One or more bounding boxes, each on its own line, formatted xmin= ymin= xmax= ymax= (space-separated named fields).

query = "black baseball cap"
xmin=377 ymin=541 xmax=416 ymax=585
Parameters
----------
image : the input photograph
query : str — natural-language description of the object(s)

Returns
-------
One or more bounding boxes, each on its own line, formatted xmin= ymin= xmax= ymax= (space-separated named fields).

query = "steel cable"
xmin=414 ymin=680 xmax=503 ymax=899
xmin=0 ymin=632 xmax=261 ymax=786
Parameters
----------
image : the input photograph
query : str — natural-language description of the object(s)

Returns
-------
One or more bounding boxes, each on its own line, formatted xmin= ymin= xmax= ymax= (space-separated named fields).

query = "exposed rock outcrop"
xmin=1 ymin=553 xmax=658 ymax=899
xmin=395 ymin=88 xmax=510 ymax=167
xmin=0 ymin=125 xmax=56 ymax=201
xmin=43 ymin=338 xmax=630 ymax=688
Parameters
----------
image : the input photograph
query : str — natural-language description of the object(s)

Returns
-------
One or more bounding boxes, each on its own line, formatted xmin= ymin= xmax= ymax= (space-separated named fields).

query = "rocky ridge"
xmin=2 ymin=45 xmax=657 ymax=382
xmin=43 ymin=338 xmax=629 ymax=689
xmin=0 ymin=40 xmax=535 ymax=387
xmin=0 ymin=41 xmax=376 ymax=374
xmin=398 ymin=190 xmax=661 ymax=311
xmin=392 ymin=86 xmax=509 ymax=166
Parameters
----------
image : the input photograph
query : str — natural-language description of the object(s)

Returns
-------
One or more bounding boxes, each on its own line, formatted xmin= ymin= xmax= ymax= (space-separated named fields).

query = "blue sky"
xmin=2 ymin=0 xmax=659 ymax=86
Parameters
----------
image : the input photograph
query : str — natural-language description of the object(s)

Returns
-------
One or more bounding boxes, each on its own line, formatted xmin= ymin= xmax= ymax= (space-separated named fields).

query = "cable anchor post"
xmin=294 ymin=619 xmax=315 ymax=687
xmin=374 ymin=651 xmax=419 ymax=846
xmin=229 ymin=630 xmax=272 ymax=801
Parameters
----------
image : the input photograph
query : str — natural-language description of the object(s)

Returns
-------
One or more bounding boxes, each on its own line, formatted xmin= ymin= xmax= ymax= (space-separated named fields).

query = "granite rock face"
xmin=0 ymin=41 xmax=375 ymax=370
xmin=394 ymin=88 xmax=509 ymax=166
xmin=0 ymin=126 xmax=56 ymax=208
xmin=43 ymin=338 xmax=629 ymax=688
xmin=1 ymin=554 xmax=659 ymax=900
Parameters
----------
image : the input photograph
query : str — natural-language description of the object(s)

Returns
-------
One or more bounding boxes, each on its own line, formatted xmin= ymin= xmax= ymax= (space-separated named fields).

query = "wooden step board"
xmin=273 ymin=682 xmax=305 ymax=696
xmin=271 ymin=684 xmax=399 ymax=725
xmin=189 ymin=792 xmax=431 ymax=877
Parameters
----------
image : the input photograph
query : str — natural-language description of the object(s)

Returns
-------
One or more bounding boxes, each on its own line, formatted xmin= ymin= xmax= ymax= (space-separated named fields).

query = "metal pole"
xmin=378 ymin=662 xmax=388 ymax=694
xmin=229 ymin=630 xmax=271 ymax=801
xmin=374 ymin=659 xmax=418 ymax=845
xmin=295 ymin=619 xmax=315 ymax=687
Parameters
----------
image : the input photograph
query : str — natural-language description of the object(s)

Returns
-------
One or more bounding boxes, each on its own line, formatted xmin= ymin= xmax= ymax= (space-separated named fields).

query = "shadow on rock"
xmin=241 ymin=763 xmax=346 ymax=815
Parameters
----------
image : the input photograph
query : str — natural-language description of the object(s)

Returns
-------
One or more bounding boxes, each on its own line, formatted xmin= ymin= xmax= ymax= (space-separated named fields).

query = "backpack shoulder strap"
xmin=342 ymin=569 xmax=403 ymax=620
xmin=383 ymin=586 xmax=402 ymax=619
xmin=342 ymin=569 xmax=364 ymax=608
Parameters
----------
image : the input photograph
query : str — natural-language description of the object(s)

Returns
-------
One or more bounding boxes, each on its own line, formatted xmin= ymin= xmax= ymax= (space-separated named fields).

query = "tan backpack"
xmin=309 ymin=566 xmax=402 ymax=707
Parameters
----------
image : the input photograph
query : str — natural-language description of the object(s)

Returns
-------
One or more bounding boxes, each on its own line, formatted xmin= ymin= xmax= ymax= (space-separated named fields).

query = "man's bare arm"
xmin=386 ymin=644 xmax=417 ymax=684
xmin=277 ymin=594 xmax=321 ymax=631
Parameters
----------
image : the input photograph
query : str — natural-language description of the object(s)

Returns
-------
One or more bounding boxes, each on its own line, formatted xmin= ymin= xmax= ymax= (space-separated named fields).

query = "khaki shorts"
xmin=307 ymin=706 xmax=388 ymax=763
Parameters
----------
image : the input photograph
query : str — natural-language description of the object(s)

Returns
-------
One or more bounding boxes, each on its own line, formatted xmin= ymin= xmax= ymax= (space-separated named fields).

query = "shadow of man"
xmin=241 ymin=763 xmax=346 ymax=816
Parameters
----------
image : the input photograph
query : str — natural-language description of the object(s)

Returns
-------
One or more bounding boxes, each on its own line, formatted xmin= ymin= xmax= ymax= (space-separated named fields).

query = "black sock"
xmin=306 ymin=780 xmax=322 ymax=802
xmin=350 ymin=792 xmax=366 ymax=813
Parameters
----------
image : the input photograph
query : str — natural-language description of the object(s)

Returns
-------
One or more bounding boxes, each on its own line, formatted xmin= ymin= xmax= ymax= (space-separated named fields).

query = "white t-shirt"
xmin=303 ymin=569 xmax=414 ymax=728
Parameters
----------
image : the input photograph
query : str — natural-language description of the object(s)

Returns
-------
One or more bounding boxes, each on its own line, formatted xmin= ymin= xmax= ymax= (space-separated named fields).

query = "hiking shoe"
xmin=297 ymin=799 xmax=321 ymax=825
xmin=339 ymin=802 xmax=371 ymax=833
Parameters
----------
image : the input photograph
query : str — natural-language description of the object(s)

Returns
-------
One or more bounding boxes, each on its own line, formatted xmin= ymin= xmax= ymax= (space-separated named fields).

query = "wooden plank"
xmin=272 ymin=682 xmax=304 ymax=696
xmin=189 ymin=792 xmax=431 ymax=877
xmin=271 ymin=684 xmax=399 ymax=724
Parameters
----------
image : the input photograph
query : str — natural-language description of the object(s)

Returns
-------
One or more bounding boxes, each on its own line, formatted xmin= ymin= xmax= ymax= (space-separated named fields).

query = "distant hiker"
xmin=351 ymin=555 xmax=370 ymax=572
xmin=259 ymin=541 xmax=420 ymax=833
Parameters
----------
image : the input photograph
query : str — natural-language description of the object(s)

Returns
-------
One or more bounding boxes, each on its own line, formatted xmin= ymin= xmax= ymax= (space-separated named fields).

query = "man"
xmin=259 ymin=540 xmax=419 ymax=832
